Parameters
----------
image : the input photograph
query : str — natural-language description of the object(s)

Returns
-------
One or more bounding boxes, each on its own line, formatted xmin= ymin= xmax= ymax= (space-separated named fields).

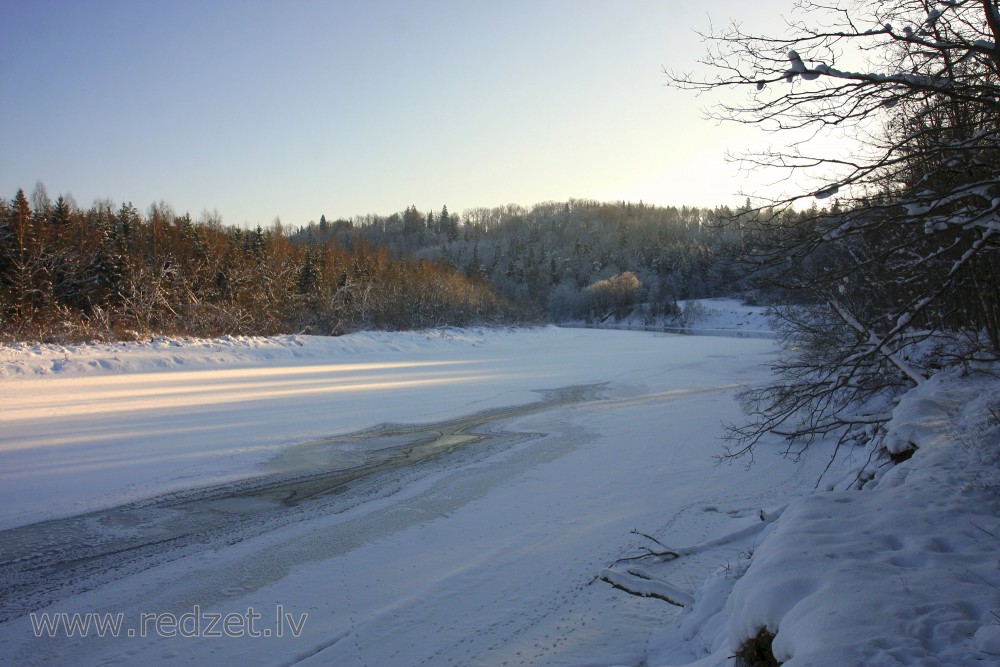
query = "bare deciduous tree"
xmin=669 ymin=0 xmax=1000 ymax=468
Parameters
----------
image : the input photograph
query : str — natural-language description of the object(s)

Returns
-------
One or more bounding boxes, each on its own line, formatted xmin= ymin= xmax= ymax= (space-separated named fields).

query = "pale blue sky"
xmin=2 ymin=0 xmax=794 ymax=226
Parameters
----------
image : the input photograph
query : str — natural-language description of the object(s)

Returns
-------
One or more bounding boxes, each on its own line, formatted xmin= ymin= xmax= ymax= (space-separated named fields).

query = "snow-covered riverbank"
xmin=0 ymin=326 xmax=997 ymax=665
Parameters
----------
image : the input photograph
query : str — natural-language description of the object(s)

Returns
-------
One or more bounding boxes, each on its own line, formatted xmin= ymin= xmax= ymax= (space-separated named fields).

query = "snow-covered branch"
xmin=676 ymin=1 xmax=1000 ymax=464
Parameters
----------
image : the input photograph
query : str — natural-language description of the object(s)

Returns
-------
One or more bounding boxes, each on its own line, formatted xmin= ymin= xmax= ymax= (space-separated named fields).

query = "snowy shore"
xmin=647 ymin=364 xmax=1000 ymax=666
xmin=0 ymin=323 xmax=997 ymax=665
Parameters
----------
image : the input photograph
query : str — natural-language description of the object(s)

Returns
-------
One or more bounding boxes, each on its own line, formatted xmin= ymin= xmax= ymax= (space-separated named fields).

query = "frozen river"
xmin=0 ymin=327 xmax=831 ymax=666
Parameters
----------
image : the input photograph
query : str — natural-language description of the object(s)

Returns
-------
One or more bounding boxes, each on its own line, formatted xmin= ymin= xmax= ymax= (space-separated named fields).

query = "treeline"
xmin=292 ymin=199 xmax=811 ymax=323
xmin=0 ymin=188 xmax=520 ymax=343
xmin=0 ymin=183 xmax=812 ymax=343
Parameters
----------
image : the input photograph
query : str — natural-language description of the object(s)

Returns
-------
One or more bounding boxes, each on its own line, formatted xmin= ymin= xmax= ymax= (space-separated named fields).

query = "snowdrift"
xmin=650 ymin=366 xmax=1000 ymax=666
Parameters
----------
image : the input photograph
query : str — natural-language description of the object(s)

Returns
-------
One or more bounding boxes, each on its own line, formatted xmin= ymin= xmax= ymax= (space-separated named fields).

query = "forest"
xmin=0 ymin=186 xmax=797 ymax=343
xmin=0 ymin=189 xmax=524 ymax=343
xmin=289 ymin=199 xmax=810 ymax=323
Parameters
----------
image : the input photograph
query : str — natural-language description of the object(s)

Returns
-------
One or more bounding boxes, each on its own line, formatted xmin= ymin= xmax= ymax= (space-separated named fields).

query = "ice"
xmin=1 ymin=323 xmax=995 ymax=666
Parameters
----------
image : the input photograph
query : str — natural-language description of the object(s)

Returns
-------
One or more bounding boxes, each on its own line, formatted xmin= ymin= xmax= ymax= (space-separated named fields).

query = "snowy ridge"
xmin=650 ymin=366 xmax=1000 ymax=666
xmin=0 ymin=328 xmax=506 ymax=379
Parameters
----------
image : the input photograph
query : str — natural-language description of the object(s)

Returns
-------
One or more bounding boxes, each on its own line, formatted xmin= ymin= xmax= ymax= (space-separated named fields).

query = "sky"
xmin=2 ymin=0 xmax=797 ymax=227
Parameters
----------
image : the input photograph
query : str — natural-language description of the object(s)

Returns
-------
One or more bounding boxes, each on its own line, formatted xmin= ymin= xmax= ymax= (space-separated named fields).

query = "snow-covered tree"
xmin=586 ymin=271 xmax=642 ymax=321
xmin=670 ymin=0 xmax=1000 ymax=463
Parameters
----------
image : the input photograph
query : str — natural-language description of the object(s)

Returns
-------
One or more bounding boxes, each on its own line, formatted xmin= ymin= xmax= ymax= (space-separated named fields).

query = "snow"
xmin=578 ymin=297 xmax=774 ymax=338
xmin=1 ymin=322 xmax=997 ymax=666
xmin=673 ymin=298 xmax=773 ymax=334
xmin=648 ymin=365 xmax=1000 ymax=666
xmin=600 ymin=568 xmax=696 ymax=607
xmin=0 ymin=327 xmax=637 ymax=529
xmin=785 ymin=51 xmax=820 ymax=82
xmin=813 ymin=183 xmax=839 ymax=199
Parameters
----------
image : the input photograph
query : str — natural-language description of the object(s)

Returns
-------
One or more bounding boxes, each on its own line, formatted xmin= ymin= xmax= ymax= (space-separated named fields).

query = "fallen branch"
xmin=610 ymin=509 xmax=785 ymax=569
xmin=601 ymin=507 xmax=787 ymax=604
xmin=607 ymin=530 xmax=681 ymax=566
xmin=599 ymin=567 xmax=694 ymax=607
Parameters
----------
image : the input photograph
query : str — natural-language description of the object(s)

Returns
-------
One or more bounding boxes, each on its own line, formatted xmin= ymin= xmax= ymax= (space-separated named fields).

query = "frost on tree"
xmin=669 ymin=0 xmax=1000 ymax=466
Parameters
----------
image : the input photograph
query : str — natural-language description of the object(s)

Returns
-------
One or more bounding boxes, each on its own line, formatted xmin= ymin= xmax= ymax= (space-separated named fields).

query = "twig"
xmin=971 ymin=521 xmax=997 ymax=538
xmin=607 ymin=530 xmax=680 ymax=566
xmin=632 ymin=529 xmax=668 ymax=548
